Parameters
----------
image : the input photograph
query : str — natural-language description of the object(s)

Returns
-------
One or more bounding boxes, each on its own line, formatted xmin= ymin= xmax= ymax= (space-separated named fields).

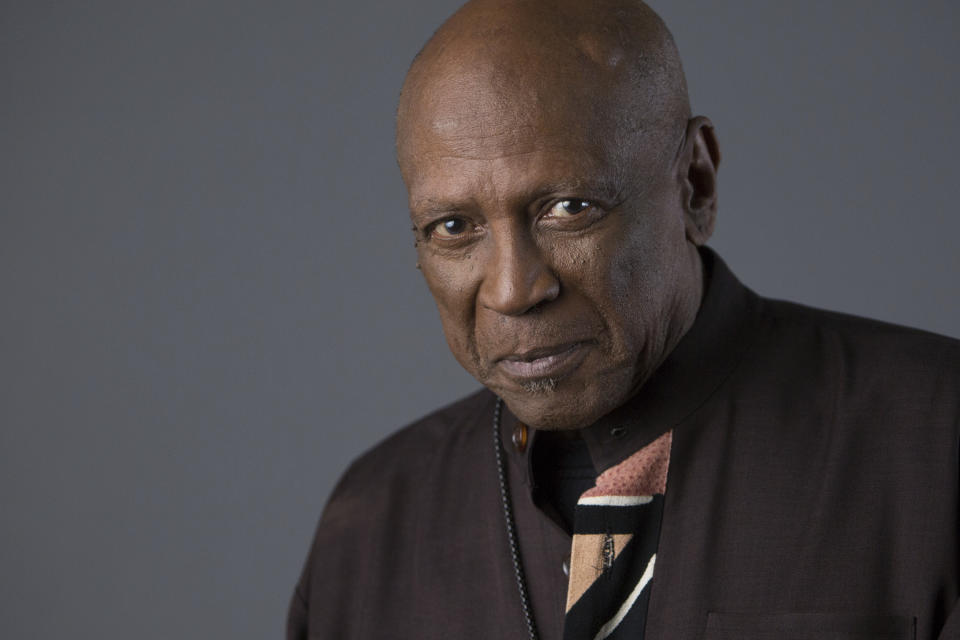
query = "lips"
xmin=496 ymin=341 xmax=588 ymax=380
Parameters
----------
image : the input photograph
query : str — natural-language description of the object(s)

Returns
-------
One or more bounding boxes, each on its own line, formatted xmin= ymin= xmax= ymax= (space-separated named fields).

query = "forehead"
xmin=400 ymin=60 xmax=645 ymax=209
xmin=408 ymin=50 xmax=619 ymax=141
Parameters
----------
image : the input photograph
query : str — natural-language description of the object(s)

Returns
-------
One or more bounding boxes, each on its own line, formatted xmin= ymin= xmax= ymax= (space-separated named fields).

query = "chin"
xmin=497 ymin=380 xmax=613 ymax=431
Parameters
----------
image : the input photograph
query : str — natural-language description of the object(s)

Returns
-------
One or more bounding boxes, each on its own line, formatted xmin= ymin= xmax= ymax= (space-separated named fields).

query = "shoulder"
xmin=337 ymin=388 xmax=494 ymax=487
xmin=752 ymin=297 xmax=960 ymax=418
xmin=759 ymin=296 xmax=960 ymax=369
xmin=319 ymin=387 xmax=496 ymax=529
xmin=293 ymin=390 xmax=496 ymax=587
xmin=289 ymin=390 xmax=499 ymax=635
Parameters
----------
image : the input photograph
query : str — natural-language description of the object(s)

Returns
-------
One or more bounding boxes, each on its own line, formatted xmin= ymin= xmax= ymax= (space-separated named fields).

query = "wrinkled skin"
xmin=397 ymin=0 xmax=721 ymax=430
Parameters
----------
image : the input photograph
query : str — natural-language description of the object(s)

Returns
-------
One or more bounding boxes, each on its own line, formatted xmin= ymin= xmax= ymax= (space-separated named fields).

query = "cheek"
xmin=612 ymin=235 xmax=672 ymax=303
xmin=578 ymin=211 xmax=685 ymax=345
xmin=614 ymin=192 xmax=688 ymax=293
xmin=420 ymin=253 xmax=483 ymax=358
xmin=421 ymin=255 xmax=478 ymax=317
xmin=559 ymin=221 xmax=661 ymax=300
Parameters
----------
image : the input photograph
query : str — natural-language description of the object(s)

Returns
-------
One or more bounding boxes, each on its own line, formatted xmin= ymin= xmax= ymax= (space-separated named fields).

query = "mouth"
xmin=496 ymin=342 xmax=588 ymax=381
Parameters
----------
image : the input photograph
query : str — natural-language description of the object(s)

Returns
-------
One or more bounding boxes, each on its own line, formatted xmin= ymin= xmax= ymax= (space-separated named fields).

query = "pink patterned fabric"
xmin=580 ymin=430 xmax=672 ymax=498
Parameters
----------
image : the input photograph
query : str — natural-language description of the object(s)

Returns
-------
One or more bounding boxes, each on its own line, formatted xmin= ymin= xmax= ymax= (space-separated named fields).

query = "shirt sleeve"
xmin=286 ymin=578 xmax=309 ymax=640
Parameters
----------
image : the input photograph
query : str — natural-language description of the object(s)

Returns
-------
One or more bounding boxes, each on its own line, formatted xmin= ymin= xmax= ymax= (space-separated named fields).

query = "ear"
xmin=678 ymin=116 xmax=721 ymax=246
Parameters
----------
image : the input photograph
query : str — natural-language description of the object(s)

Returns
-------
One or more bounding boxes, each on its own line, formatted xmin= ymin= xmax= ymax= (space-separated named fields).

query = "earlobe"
xmin=680 ymin=116 xmax=721 ymax=246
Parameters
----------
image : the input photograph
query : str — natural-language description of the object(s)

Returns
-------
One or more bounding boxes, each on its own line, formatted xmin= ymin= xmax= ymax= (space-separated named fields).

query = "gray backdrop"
xmin=2 ymin=1 xmax=957 ymax=638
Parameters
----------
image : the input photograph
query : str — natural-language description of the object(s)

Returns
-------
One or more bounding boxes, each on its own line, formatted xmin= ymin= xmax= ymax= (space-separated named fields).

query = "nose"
xmin=477 ymin=231 xmax=560 ymax=316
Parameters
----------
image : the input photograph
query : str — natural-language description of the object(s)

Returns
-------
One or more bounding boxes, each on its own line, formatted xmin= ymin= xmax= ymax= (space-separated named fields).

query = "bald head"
xmin=397 ymin=0 xmax=691 ymax=173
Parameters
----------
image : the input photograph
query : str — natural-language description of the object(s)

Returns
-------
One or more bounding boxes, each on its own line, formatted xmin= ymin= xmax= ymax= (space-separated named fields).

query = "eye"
xmin=430 ymin=217 xmax=471 ymax=239
xmin=547 ymin=199 xmax=593 ymax=217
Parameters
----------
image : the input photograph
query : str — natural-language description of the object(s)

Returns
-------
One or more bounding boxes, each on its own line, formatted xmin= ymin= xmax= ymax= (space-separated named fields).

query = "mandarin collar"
xmin=500 ymin=247 xmax=763 ymax=478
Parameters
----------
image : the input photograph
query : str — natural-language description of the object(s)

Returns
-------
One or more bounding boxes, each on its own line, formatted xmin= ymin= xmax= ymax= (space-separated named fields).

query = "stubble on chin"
xmin=517 ymin=377 xmax=559 ymax=395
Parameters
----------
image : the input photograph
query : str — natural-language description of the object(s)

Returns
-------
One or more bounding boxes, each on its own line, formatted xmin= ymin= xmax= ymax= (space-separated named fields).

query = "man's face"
xmin=400 ymin=64 xmax=701 ymax=430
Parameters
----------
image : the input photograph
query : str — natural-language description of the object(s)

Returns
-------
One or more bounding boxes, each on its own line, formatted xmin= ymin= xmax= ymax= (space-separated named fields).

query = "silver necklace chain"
xmin=493 ymin=397 xmax=540 ymax=640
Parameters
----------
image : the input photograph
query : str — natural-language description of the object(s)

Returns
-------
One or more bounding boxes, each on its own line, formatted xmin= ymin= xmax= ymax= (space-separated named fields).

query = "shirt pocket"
xmin=702 ymin=612 xmax=916 ymax=640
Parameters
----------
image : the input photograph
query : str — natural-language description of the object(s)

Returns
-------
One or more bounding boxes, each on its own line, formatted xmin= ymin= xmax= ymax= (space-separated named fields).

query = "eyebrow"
xmin=530 ymin=177 xmax=625 ymax=202
xmin=410 ymin=176 xmax=625 ymax=218
xmin=409 ymin=197 xmax=465 ymax=219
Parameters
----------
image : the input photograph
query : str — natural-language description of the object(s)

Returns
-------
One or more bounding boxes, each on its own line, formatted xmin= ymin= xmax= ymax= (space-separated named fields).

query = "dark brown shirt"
xmin=288 ymin=250 xmax=960 ymax=639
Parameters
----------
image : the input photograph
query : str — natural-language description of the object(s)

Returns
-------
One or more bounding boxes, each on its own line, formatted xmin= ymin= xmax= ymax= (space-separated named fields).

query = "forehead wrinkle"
xmin=423 ymin=61 xmax=542 ymax=130
xmin=425 ymin=123 xmax=543 ymax=160
xmin=401 ymin=67 xmax=674 ymax=186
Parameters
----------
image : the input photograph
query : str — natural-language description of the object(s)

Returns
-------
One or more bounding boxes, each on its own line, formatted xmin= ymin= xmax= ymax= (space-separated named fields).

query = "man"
xmin=288 ymin=1 xmax=959 ymax=638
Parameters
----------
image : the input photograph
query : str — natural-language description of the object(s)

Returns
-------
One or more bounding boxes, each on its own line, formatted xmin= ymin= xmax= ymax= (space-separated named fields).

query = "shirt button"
xmin=512 ymin=423 xmax=528 ymax=453
xmin=610 ymin=425 xmax=627 ymax=438
xmin=562 ymin=555 xmax=570 ymax=577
